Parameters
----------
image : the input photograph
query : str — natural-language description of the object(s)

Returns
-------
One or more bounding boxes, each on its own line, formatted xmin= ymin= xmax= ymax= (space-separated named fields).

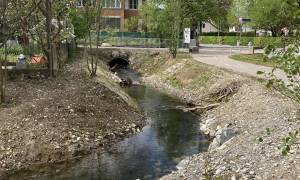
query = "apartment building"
xmin=77 ymin=0 xmax=143 ymax=31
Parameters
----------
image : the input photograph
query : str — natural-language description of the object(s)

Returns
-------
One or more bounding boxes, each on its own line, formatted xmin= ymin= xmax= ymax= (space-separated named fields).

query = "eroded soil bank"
xmin=129 ymin=51 xmax=300 ymax=179
xmin=0 ymin=58 xmax=143 ymax=178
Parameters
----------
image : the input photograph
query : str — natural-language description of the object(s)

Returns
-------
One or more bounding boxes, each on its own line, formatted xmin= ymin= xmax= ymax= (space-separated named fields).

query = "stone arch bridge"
xmin=83 ymin=47 xmax=167 ymax=69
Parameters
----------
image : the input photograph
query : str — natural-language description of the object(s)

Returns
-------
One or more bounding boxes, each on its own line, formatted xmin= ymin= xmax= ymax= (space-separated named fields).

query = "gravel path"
xmin=192 ymin=47 xmax=287 ymax=81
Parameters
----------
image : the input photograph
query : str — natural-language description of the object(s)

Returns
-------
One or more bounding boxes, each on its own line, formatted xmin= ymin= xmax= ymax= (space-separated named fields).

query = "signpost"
xmin=239 ymin=18 xmax=251 ymax=23
xmin=184 ymin=28 xmax=191 ymax=44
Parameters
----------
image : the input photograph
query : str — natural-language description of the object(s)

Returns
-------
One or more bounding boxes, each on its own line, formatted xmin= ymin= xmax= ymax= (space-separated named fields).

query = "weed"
xmin=278 ymin=130 xmax=298 ymax=156
xmin=166 ymin=75 xmax=183 ymax=89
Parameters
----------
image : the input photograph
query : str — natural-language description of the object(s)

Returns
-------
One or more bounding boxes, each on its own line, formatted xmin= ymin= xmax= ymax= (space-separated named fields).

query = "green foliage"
xmin=167 ymin=75 xmax=183 ymax=89
xmin=69 ymin=8 xmax=90 ymax=39
xmin=199 ymin=36 xmax=221 ymax=44
xmin=125 ymin=17 xmax=139 ymax=32
xmin=200 ymin=36 xmax=293 ymax=47
xmin=264 ymin=45 xmax=276 ymax=55
xmin=231 ymin=54 xmax=278 ymax=67
xmin=227 ymin=0 xmax=252 ymax=26
xmin=125 ymin=17 xmax=145 ymax=32
xmin=141 ymin=0 xmax=183 ymax=58
xmin=0 ymin=45 xmax=23 ymax=55
xmin=261 ymin=43 xmax=300 ymax=103
xmin=141 ymin=0 xmax=222 ymax=58
xmin=254 ymin=37 xmax=286 ymax=48
xmin=191 ymin=74 xmax=211 ymax=88
xmin=201 ymin=32 xmax=255 ymax=37
xmin=279 ymin=131 xmax=298 ymax=156
xmin=249 ymin=0 xmax=294 ymax=37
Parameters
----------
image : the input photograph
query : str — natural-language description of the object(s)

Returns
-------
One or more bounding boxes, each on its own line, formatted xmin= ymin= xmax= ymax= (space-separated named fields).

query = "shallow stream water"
xmin=8 ymin=85 xmax=209 ymax=180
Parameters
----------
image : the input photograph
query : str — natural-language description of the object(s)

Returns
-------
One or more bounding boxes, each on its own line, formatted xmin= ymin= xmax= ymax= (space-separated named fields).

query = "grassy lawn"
xmin=230 ymin=54 xmax=277 ymax=67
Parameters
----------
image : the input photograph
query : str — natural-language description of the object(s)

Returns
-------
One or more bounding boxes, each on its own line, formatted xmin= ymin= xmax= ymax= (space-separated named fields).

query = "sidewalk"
xmin=191 ymin=51 xmax=287 ymax=81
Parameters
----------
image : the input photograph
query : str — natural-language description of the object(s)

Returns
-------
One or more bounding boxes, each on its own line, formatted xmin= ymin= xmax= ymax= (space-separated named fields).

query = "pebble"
xmin=249 ymin=171 xmax=255 ymax=175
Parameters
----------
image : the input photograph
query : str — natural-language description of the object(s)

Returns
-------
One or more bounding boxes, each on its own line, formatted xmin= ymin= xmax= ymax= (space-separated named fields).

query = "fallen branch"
xmin=177 ymin=103 xmax=220 ymax=112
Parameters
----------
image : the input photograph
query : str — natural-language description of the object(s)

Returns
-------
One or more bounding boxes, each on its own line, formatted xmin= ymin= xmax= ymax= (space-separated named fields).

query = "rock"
xmin=176 ymin=157 xmax=190 ymax=170
xmin=209 ymin=127 xmax=238 ymax=150
xmin=215 ymin=168 xmax=223 ymax=175
xmin=231 ymin=175 xmax=237 ymax=180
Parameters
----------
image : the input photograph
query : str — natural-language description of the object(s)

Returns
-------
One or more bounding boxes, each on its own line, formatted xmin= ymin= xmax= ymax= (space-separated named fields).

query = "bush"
xmin=199 ymin=36 xmax=222 ymax=44
xmin=222 ymin=36 xmax=240 ymax=45
xmin=201 ymin=32 xmax=256 ymax=37
xmin=199 ymin=36 xmax=295 ymax=48
xmin=0 ymin=44 xmax=23 ymax=55
xmin=254 ymin=37 xmax=282 ymax=47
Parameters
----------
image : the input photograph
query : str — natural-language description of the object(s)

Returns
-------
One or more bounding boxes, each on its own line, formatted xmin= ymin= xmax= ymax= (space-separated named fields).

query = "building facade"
xmin=78 ymin=0 xmax=143 ymax=31
xmin=201 ymin=22 xmax=219 ymax=33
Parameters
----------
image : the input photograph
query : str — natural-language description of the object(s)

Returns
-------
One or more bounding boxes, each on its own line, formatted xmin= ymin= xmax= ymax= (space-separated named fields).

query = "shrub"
xmin=199 ymin=36 xmax=295 ymax=48
xmin=0 ymin=44 xmax=23 ymax=55
xmin=199 ymin=36 xmax=221 ymax=44
xmin=258 ymin=44 xmax=300 ymax=103
xmin=201 ymin=32 xmax=256 ymax=37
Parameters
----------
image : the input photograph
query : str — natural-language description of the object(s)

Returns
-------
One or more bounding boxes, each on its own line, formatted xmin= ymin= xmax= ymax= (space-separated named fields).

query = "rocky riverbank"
xmin=0 ymin=58 xmax=143 ymax=177
xmin=130 ymin=52 xmax=300 ymax=179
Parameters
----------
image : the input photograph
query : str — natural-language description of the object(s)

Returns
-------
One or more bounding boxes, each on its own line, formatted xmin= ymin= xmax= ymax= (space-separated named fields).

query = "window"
xmin=77 ymin=0 xmax=96 ymax=7
xmin=102 ymin=0 xmax=121 ymax=8
xmin=202 ymin=23 xmax=206 ymax=29
xmin=103 ymin=17 xmax=121 ymax=30
xmin=129 ymin=0 xmax=138 ymax=9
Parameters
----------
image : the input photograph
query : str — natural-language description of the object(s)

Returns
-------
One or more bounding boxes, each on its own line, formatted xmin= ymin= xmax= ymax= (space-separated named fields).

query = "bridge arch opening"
xmin=108 ymin=58 xmax=129 ymax=71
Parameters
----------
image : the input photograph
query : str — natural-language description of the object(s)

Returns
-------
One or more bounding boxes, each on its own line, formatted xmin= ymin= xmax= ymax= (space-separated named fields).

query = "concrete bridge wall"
xmin=78 ymin=47 xmax=168 ymax=67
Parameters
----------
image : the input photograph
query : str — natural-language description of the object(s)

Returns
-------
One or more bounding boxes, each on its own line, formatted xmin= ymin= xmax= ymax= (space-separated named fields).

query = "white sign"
xmin=184 ymin=28 xmax=191 ymax=44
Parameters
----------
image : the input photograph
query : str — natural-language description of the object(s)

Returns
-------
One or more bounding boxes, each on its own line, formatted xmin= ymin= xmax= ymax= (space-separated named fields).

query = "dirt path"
xmin=192 ymin=47 xmax=287 ymax=81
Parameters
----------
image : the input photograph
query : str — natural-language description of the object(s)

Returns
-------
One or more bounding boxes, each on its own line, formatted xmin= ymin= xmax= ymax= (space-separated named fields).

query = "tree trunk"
xmin=45 ymin=0 xmax=54 ymax=77
xmin=0 ymin=61 xmax=4 ymax=104
xmin=0 ymin=44 xmax=7 ymax=104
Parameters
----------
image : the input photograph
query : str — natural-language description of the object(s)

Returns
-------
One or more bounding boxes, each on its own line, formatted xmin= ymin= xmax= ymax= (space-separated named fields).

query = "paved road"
xmin=193 ymin=46 xmax=288 ymax=81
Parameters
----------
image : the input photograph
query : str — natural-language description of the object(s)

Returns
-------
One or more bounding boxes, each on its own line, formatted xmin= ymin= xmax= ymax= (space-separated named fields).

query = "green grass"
xmin=166 ymin=75 xmax=183 ymax=89
xmin=0 ymin=54 xmax=18 ymax=62
xmin=230 ymin=53 xmax=277 ymax=67
xmin=191 ymin=74 xmax=211 ymax=88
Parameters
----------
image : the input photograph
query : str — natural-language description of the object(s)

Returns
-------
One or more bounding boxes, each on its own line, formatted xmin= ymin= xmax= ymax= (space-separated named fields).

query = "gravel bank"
xmin=0 ymin=59 xmax=143 ymax=177
xmin=131 ymin=53 xmax=299 ymax=179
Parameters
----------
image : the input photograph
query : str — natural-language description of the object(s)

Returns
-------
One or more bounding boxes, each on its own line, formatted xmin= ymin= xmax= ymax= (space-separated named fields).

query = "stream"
xmin=8 ymin=68 xmax=209 ymax=180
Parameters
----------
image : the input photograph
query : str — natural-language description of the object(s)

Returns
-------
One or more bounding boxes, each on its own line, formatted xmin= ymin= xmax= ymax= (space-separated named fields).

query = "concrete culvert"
xmin=108 ymin=58 xmax=129 ymax=72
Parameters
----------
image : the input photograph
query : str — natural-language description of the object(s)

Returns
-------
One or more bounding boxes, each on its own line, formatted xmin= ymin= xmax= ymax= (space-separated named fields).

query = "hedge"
xmin=201 ymin=32 xmax=256 ymax=37
xmin=199 ymin=36 xmax=295 ymax=47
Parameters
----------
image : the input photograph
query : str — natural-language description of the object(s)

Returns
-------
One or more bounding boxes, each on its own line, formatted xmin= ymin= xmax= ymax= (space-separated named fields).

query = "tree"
xmin=227 ymin=0 xmax=252 ymax=28
xmin=212 ymin=0 xmax=233 ymax=31
xmin=69 ymin=7 xmax=91 ymax=41
xmin=82 ymin=0 xmax=103 ymax=77
xmin=0 ymin=0 xmax=39 ymax=104
xmin=141 ymin=0 xmax=218 ymax=58
xmin=249 ymin=0 xmax=294 ymax=37
xmin=28 ymin=0 xmax=74 ymax=76
xmin=141 ymin=0 xmax=183 ymax=58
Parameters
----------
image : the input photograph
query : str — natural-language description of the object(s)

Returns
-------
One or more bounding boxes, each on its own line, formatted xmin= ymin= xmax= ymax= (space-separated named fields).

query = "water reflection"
xmin=8 ymin=86 xmax=209 ymax=180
